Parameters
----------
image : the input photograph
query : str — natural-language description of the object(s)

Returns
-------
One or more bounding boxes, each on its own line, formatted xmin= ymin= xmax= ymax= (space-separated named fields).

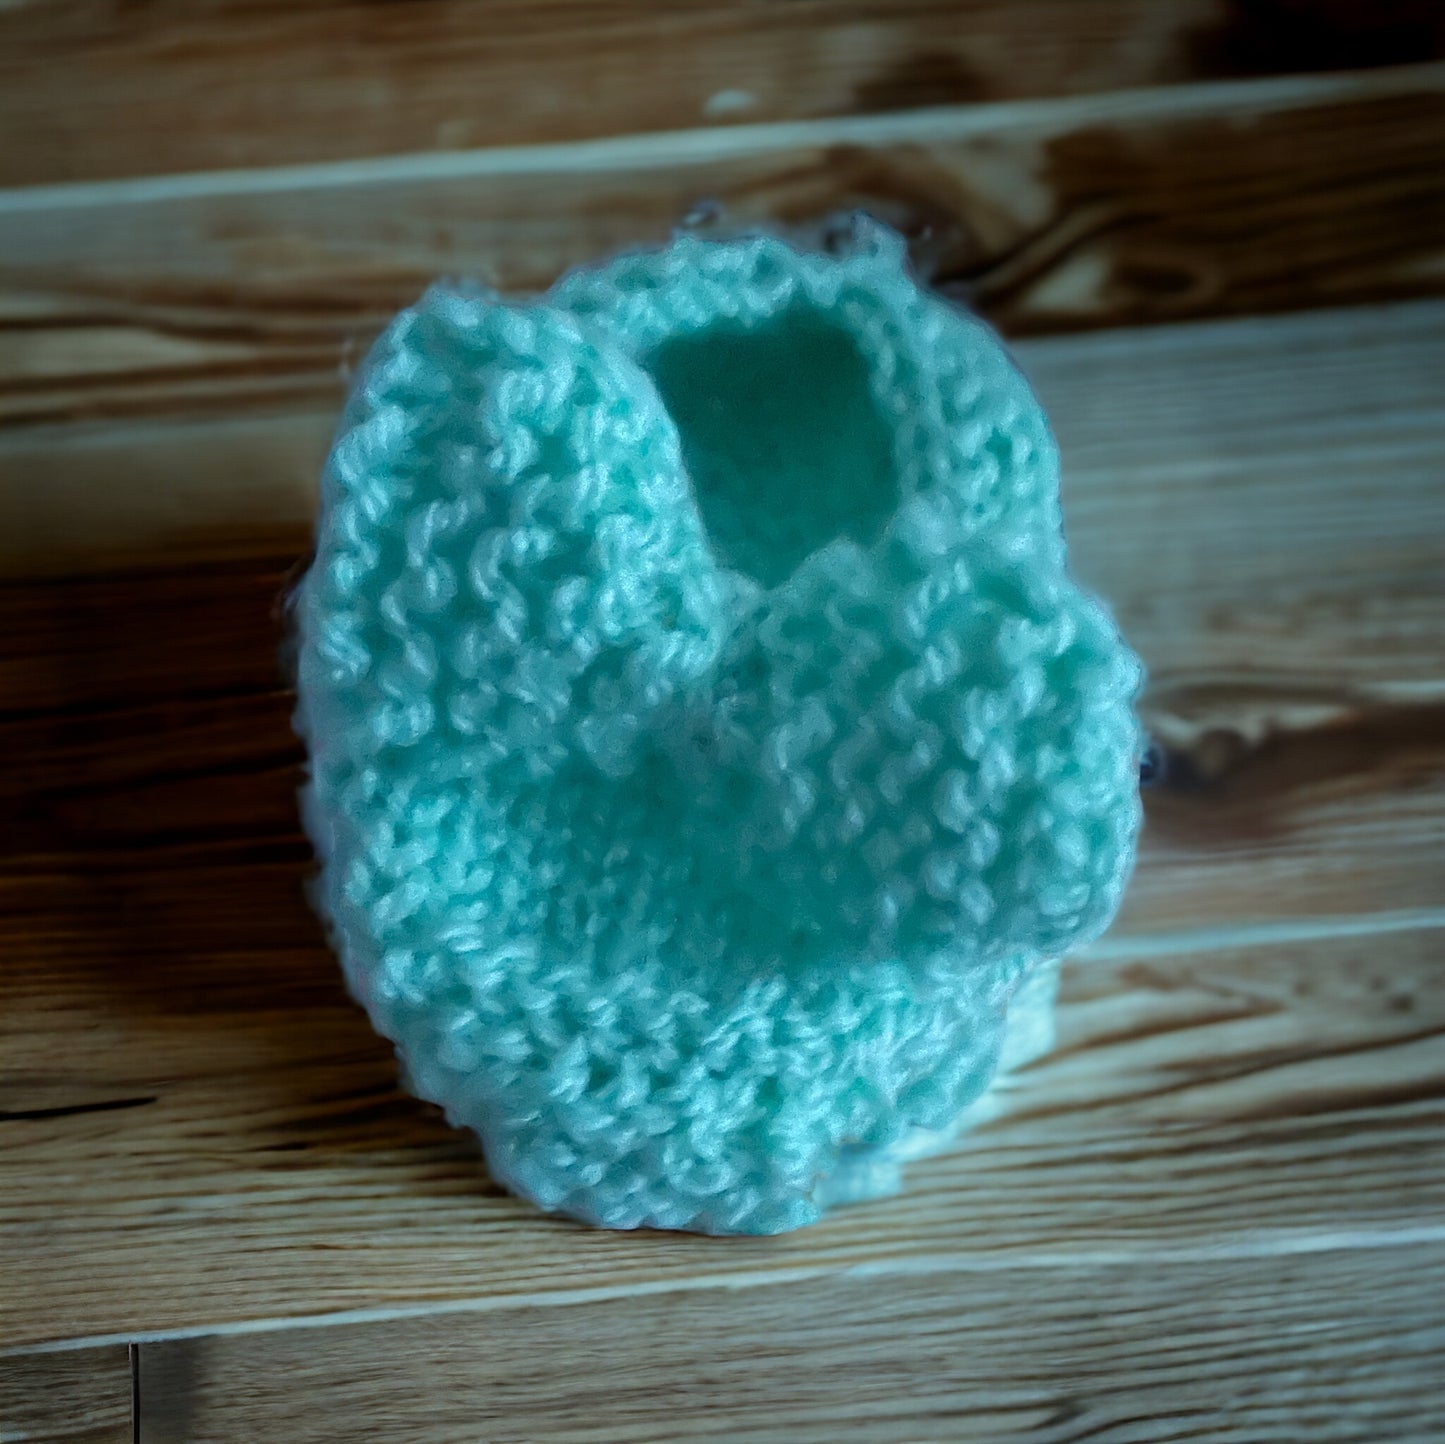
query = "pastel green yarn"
xmin=295 ymin=221 xmax=1143 ymax=1235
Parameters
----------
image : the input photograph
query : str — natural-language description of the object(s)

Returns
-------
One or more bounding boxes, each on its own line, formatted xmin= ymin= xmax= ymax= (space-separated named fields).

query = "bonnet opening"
xmin=644 ymin=302 xmax=900 ymax=590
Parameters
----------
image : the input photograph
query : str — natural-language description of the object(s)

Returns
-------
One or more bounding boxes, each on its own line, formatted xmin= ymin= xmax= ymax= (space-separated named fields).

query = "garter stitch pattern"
xmin=295 ymin=222 xmax=1144 ymax=1235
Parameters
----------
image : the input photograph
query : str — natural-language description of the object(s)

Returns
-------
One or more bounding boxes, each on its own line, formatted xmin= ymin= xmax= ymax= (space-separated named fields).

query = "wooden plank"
xmin=3 ymin=68 xmax=1444 ymax=437
xmin=5 ymin=1 xmax=1444 ymax=186
xmin=1041 ymin=307 xmax=1445 ymax=692
xmin=133 ymin=1245 xmax=1445 ymax=1443
xmin=3 ymin=924 xmax=1442 ymax=1350
xmin=0 ymin=1348 xmax=132 ymax=1444
xmin=1119 ymin=706 xmax=1445 ymax=935
xmin=3 ymin=295 xmax=1443 ymax=656
xmin=3 ymin=304 xmax=1441 ymax=935
xmin=0 ymin=561 xmax=301 ymax=715
xmin=7 ymin=302 xmax=1443 ymax=672
xmin=2 ymin=689 xmax=1442 ymax=941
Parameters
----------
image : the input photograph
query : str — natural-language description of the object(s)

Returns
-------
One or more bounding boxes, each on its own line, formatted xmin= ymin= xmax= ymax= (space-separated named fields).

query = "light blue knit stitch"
xmin=295 ymin=222 xmax=1143 ymax=1234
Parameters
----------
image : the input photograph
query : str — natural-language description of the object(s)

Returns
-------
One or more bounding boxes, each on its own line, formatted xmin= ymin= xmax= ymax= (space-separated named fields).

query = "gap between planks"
xmin=13 ymin=1218 xmax=1445 ymax=1359
xmin=1 ymin=61 xmax=1442 ymax=214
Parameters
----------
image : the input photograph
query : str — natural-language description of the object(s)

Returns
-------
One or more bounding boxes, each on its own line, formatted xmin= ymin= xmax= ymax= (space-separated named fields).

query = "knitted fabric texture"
xmin=295 ymin=223 xmax=1143 ymax=1235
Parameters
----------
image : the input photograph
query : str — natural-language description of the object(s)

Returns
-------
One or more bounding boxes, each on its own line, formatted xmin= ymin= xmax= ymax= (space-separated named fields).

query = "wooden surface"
xmin=135 ymin=1246 xmax=1445 ymax=1443
xmin=5 ymin=917 xmax=1445 ymax=1346
xmin=3 ymin=5 xmax=1444 ymax=1440
xmin=5 ymin=1 xmax=1444 ymax=187
xmin=0 ymin=1349 xmax=132 ymax=1444
xmin=5 ymin=64 xmax=1445 ymax=435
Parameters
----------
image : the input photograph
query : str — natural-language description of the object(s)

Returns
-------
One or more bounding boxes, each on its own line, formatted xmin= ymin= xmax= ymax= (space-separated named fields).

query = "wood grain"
xmin=134 ymin=1246 xmax=1445 ymax=1443
xmin=0 ymin=1348 xmax=132 ymax=1444
xmin=3 ymin=923 xmax=1442 ymax=1351
xmin=3 ymin=67 xmax=1444 ymax=438
xmin=5 ymin=292 xmax=1445 ymax=673
xmin=4 ymin=7 xmax=1443 ymax=1435
xmin=4 ymin=306 xmax=1441 ymax=938
xmin=2 ymin=687 xmax=1441 ymax=945
xmin=4 ymin=1 xmax=1443 ymax=187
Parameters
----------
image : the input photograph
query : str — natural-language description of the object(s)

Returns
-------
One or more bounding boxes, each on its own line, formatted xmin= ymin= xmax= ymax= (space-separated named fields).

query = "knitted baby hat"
xmin=295 ymin=222 xmax=1143 ymax=1235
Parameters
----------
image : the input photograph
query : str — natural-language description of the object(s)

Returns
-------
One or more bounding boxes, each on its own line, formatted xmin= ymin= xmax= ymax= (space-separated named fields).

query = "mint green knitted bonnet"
xmin=295 ymin=222 xmax=1143 ymax=1235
